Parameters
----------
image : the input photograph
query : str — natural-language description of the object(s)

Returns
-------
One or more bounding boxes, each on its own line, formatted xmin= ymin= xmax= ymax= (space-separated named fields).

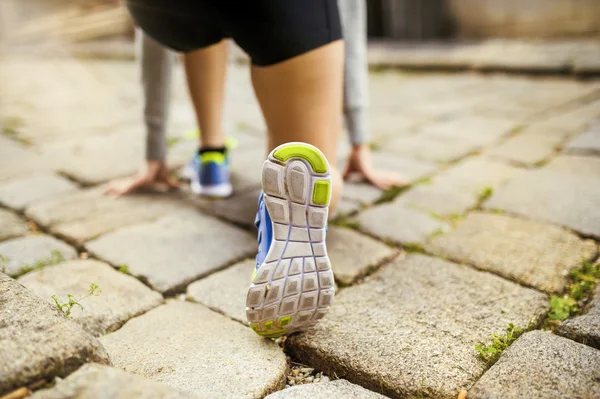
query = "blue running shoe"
xmin=184 ymin=151 xmax=232 ymax=198
xmin=246 ymin=142 xmax=335 ymax=338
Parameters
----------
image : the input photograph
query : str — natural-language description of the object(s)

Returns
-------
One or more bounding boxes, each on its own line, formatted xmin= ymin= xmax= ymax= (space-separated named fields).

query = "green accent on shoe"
xmin=312 ymin=180 xmax=330 ymax=205
xmin=258 ymin=329 xmax=286 ymax=338
xmin=251 ymin=268 xmax=257 ymax=282
xmin=273 ymin=144 xmax=328 ymax=174
xmin=200 ymin=151 xmax=226 ymax=164
xmin=264 ymin=320 xmax=274 ymax=330
xmin=279 ymin=316 xmax=292 ymax=327
xmin=250 ymin=324 xmax=259 ymax=332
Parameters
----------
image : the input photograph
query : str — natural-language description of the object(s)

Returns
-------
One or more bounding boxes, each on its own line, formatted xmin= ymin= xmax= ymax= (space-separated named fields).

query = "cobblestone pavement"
xmin=1 ymin=52 xmax=600 ymax=399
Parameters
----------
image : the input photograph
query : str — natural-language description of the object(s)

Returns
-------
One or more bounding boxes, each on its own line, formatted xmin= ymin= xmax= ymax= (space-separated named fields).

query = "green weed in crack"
xmin=52 ymin=283 xmax=101 ymax=319
xmin=475 ymin=323 xmax=527 ymax=365
xmin=16 ymin=250 xmax=65 ymax=277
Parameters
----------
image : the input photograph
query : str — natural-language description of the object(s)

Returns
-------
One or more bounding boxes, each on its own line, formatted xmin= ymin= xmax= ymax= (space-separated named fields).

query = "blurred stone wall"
xmin=447 ymin=0 xmax=600 ymax=38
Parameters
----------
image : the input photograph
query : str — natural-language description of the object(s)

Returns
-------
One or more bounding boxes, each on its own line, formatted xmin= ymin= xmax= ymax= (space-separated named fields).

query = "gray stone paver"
xmin=31 ymin=364 xmax=195 ymax=399
xmin=0 ymin=173 xmax=78 ymax=211
xmin=564 ymin=125 xmax=600 ymax=156
xmin=487 ymin=129 xmax=564 ymax=165
xmin=25 ymin=187 xmax=187 ymax=245
xmin=0 ymin=235 xmax=77 ymax=277
xmin=341 ymin=182 xmax=383 ymax=205
xmin=468 ymin=331 xmax=600 ymax=399
xmin=187 ymin=259 xmax=252 ymax=324
xmin=394 ymin=157 xmax=522 ymax=215
xmin=42 ymin=130 xmax=195 ymax=186
xmin=100 ymin=301 xmax=287 ymax=398
xmin=425 ymin=212 xmax=597 ymax=293
xmin=19 ymin=259 xmax=164 ymax=336
xmin=288 ymin=254 xmax=549 ymax=399
xmin=87 ymin=209 xmax=256 ymax=294
xmin=206 ymin=188 xmax=260 ymax=229
xmin=546 ymin=154 xmax=600 ymax=176
xmin=0 ymin=136 xmax=49 ymax=182
xmin=557 ymin=283 xmax=600 ymax=350
xmin=327 ymin=227 xmax=398 ymax=285
xmin=265 ymin=380 xmax=386 ymax=399
xmin=384 ymin=134 xmax=481 ymax=163
xmin=0 ymin=272 xmax=110 ymax=396
xmin=356 ymin=202 xmax=450 ymax=245
xmin=485 ymin=169 xmax=600 ymax=238
xmin=0 ymin=208 xmax=29 ymax=241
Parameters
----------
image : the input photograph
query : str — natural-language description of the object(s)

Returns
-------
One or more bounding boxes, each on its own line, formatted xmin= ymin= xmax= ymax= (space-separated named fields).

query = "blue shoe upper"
xmin=255 ymin=192 xmax=273 ymax=272
xmin=189 ymin=151 xmax=230 ymax=187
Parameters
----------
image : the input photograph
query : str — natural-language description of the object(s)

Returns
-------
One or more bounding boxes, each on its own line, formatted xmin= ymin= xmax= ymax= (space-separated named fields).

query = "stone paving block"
xmin=229 ymin=148 xmax=266 ymax=193
xmin=468 ymin=331 xmax=600 ymax=399
xmin=19 ymin=259 xmax=164 ymax=336
xmin=0 ymin=136 xmax=49 ymax=182
xmin=487 ymin=130 xmax=564 ymax=165
xmin=287 ymin=254 xmax=549 ymax=399
xmin=331 ymin=199 xmax=363 ymax=219
xmin=87 ymin=209 xmax=255 ymax=294
xmin=0 ymin=173 xmax=78 ymax=211
xmin=546 ymin=154 xmax=600 ymax=177
xmin=31 ymin=364 xmax=195 ymax=399
xmin=534 ymin=99 xmax=600 ymax=135
xmin=341 ymin=182 xmax=383 ymax=205
xmin=441 ymin=157 xmax=523 ymax=189
xmin=356 ymin=203 xmax=449 ymax=245
xmin=370 ymin=152 xmax=438 ymax=183
xmin=100 ymin=301 xmax=287 ymax=398
xmin=394 ymin=158 xmax=521 ymax=215
xmin=422 ymin=116 xmax=517 ymax=145
xmin=0 ymin=273 xmax=110 ymax=395
xmin=42 ymin=130 xmax=193 ymax=185
xmin=265 ymin=380 xmax=385 ymax=399
xmin=25 ymin=187 xmax=186 ymax=245
xmin=564 ymin=125 xmax=600 ymax=156
xmin=327 ymin=227 xmax=398 ymax=286
xmin=485 ymin=169 xmax=600 ymax=238
xmin=187 ymin=259 xmax=252 ymax=324
xmin=0 ymin=208 xmax=29 ymax=241
xmin=206 ymin=188 xmax=260 ymax=229
xmin=394 ymin=179 xmax=477 ymax=216
xmin=425 ymin=213 xmax=597 ymax=294
xmin=557 ymin=282 xmax=600 ymax=350
xmin=0 ymin=235 xmax=77 ymax=277
xmin=384 ymin=134 xmax=481 ymax=163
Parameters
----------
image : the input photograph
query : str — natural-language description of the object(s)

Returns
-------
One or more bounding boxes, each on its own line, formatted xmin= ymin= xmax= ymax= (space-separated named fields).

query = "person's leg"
xmin=338 ymin=0 xmax=369 ymax=146
xmin=251 ymin=42 xmax=344 ymax=214
xmin=183 ymin=40 xmax=228 ymax=150
xmin=140 ymin=30 xmax=174 ymax=162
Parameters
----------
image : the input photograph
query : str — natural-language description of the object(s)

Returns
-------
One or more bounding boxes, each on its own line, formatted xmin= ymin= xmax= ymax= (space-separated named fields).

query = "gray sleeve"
xmin=138 ymin=30 xmax=174 ymax=161
xmin=338 ymin=0 xmax=370 ymax=145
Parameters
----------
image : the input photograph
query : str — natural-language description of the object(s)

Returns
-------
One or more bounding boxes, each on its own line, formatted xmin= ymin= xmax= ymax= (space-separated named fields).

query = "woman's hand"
xmin=343 ymin=144 xmax=406 ymax=190
xmin=105 ymin=160 xmax=180 ymax=196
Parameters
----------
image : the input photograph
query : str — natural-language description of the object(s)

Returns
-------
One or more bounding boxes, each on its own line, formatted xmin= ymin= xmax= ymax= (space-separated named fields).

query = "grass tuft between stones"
xmin=330 ymin=215 xmax=361 ymax=231
xmin=13 ymin=250 xmax=65 ymax=278
xmin=546 ymin=259 xmax=600 ymax=324
xmin=51 ymin=282 xmax=101 ymax=319
xmin=476 ymin=186 xmax=494 ymax=204
xmin=0 ymin=254 xmax=9 ymax=274
xmin=475 ymin=322 xmax=528 ymax=365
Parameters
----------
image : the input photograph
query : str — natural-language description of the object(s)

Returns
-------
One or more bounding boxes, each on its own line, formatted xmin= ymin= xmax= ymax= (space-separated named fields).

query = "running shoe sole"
xmin=246 ymin=142 xmax=335 ymax=338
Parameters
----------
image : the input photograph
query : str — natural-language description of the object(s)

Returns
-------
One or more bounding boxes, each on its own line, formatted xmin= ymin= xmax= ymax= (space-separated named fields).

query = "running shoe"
xmin=183 ymin=151 xmax=232 ymax=198
xmin=246 ymin=142 xmax=335 ymax=338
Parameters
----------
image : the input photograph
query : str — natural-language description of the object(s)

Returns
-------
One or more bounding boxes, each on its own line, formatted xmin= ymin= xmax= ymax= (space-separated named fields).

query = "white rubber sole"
xmin=246 ymin=142 xmax=335 ymax=338
xmin=190 ymin=181 xmax=233 ymax=198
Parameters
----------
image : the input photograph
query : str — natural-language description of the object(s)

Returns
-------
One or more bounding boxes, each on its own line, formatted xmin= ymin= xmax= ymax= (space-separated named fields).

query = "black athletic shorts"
xmin=125 ymin=0 xmax=342 ymax=66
